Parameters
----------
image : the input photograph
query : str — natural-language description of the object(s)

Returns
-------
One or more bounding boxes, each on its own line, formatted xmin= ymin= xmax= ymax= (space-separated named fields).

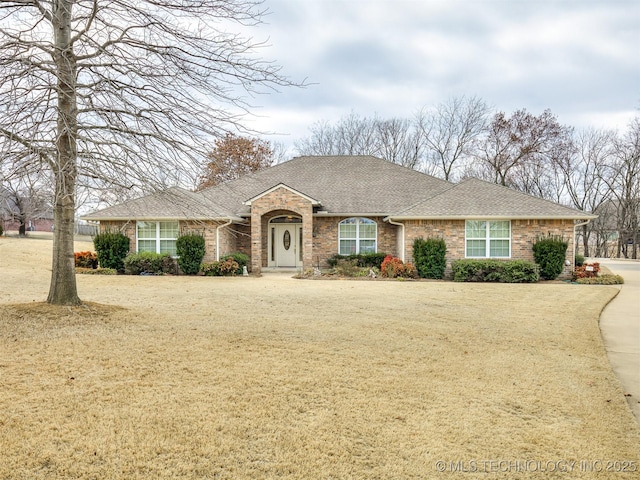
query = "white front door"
xmin=271 ymin=224 xmax=302 ymax=268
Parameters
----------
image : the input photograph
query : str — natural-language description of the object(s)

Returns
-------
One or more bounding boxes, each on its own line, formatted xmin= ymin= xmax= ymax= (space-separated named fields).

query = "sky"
xmin=236 ymin=0 xmax=639 ymax=152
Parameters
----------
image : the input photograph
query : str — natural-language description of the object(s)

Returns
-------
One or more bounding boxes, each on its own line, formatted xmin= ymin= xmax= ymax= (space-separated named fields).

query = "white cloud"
xmin=240 ymin=0 xmax=640 ymax=146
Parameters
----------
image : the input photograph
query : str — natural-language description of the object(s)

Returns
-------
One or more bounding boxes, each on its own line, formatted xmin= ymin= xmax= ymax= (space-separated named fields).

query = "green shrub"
xmin=200 ymin=258 xmax=239 ymax=276
xmin=123 ymin=252 xmax=176 ymax=275
xmin=326 ymin=252 xmax=387 ymax=269
xmin=452 ymin=259 xmax=539 ymax=283
xmin=176 ymin=234 xmax=206 ymax=275
xmin=575 ymin=253 xmax=585 ymax=267
xmin=332 ymin=259 xmax=361 ymax=277
xmin=532 ymin=234 xmax=568 ymax=280
xmin=221 ymin=252 xmax=250 ymax=274
xmin=94 ymin=231 xmax=130 ymax=272
xmin=575 ymin=274 xmax=624 ymax=285
xmin=413 ymin=237 xmax=447 ymax=279
xmin=0 ymin=223 xmax=3 ymax=236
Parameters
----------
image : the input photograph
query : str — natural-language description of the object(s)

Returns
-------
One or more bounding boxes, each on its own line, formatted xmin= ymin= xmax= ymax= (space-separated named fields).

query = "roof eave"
xmin=80 ymin=215 xmax=243 ymax=222
xmin=385 ymin=214 xmax=598 ymax=221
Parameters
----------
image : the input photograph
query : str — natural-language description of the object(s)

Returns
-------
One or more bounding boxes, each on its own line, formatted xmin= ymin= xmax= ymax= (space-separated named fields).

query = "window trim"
xmin=136 ymin=221 xmax=179 ymax=256
xmin=465 ymin=220 xmax=511 ymax=258
xmin=338 ymin=217 xmax=377 ymax=255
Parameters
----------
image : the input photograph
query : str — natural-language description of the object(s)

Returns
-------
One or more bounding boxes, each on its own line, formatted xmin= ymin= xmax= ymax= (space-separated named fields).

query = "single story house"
xmin=82 ymin=155 xmax=595 ymax=278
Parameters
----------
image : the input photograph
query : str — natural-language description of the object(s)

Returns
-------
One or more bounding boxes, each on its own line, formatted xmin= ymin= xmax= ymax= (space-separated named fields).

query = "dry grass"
xmin=1 ymin=234 xmax=639 ymax=479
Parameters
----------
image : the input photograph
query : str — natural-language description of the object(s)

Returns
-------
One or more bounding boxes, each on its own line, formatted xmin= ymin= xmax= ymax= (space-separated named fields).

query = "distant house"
xmin=0 ymin=186 xmax=54 ymax=233
xmin=82 ymin=155 xmax=595 ymax=278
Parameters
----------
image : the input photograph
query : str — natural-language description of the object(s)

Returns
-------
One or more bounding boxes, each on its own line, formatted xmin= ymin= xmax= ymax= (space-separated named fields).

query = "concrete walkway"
xmin=596 ymin=259 xmax=640 ymax=424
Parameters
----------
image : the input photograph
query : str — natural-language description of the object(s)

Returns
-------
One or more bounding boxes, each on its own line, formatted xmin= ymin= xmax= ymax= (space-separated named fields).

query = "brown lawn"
xmin=1 ymin=233 xmax=639 ymax=479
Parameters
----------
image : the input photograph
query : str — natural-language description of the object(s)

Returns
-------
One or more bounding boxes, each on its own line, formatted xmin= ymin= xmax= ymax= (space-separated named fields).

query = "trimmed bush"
xmin=332 ymin=259 xmax=361 ymax=277
xmin=452 ymin=259 xmax=539 ymax=283
xmin=74 ymin=251 xmax=98 ymax=269
xmin=575 ymin=254 xmax=585 ymax=267
xmin=575 ymin=274 xmax=624 ymax=285
xmin=76 ymin=267 xmax=117 ymax=275
xmin=94 ymin=231 xmax=130 ymax=272
xmin=0 ymin=223 xmax=3 ymax=236
xmin=200 ymin=258 xmax=239 ymax=276
xmin=176 ymin=234 xmax=206 ymax=275
xmin=413 ymin=237 xmax=447 ymax=279
xmin=123 ymin=252 xmax=176 ymax=275
xmin=380 ymin=255 xmax=417 ymax=279
xmin=221 ymin=252 xmax=249 ymax=274
xmin=532 ymin=234 xmax=568 ymax=280
xmin=326 ymin=252 xmax=387 ymax=269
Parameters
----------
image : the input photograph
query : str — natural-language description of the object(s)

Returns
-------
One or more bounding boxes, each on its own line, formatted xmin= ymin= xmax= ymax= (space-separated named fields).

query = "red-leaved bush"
xmin=573 ymin=262 xmax=600 ymax=280
xmin=74 ymin=251 xmax=98 ymax=269
xmin=380 ymin=255 xmax=417 ymax=278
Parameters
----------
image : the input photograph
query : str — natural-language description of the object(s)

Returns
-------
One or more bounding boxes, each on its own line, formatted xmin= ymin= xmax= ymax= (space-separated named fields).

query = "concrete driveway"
xmin=596 ymin=259 xmax=640 ymax=424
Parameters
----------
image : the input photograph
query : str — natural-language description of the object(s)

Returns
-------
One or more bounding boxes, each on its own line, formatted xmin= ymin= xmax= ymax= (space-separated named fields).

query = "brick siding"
xmin=101 ymin=216 xmax=576 ymax=279
xmin=404 ymin=218 xmax=576 ymax=279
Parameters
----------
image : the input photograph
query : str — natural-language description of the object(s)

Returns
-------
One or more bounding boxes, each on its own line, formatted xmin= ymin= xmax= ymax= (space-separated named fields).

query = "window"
xmin=137 ymin=221 xmax=179 ymax=256
xmin=338 ymin=218 xmax=377 ymax=255
xmin=465 ymin=220 xmax=511 ymax=258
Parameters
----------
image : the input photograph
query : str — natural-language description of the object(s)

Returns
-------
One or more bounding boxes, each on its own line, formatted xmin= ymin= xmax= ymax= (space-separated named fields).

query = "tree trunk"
xmin=18 ymin=220 xmax=26 ymax=237
xmin=582 ymin=223 xmax=590 ymax=257
xmin=47 ymin=0 xmax=80 ymax=305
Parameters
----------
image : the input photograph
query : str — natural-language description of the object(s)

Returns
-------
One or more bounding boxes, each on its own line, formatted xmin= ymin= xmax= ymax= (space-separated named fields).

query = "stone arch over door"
xmin=247 ymin=186 xmax=315 ymax=273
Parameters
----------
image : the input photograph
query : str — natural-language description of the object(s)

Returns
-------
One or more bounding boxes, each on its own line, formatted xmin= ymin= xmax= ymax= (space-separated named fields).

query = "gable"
xmin=244 ymin=184 xmax=321 ymax=206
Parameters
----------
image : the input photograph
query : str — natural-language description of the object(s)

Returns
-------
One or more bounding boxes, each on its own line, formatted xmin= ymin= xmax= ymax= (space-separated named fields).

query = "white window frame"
xmin=136 ymin=221 xmax=179 ymax=256
xmin=338 ymin=217 xmax=377 ymax=255
xmin=465 ymin=220 xmax=511 ymax=258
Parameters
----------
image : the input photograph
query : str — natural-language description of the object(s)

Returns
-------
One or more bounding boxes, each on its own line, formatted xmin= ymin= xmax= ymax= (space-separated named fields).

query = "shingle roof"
xmin=198 ymin=155 xmax=453 ymax=216
xmin=82 ymin=187 xmax=239 ymax=221
xmin=392 ymin=178 xmax=596 ymax=219
xmin=83 ymin=156 xmax=593 ymax=221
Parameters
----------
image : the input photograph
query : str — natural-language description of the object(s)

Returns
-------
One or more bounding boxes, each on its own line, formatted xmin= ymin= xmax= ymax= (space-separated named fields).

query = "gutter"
xmin=216 ymin=219 xmax=233 ymax=261
xmin=385 ymin=217 xmax=405 ymax=262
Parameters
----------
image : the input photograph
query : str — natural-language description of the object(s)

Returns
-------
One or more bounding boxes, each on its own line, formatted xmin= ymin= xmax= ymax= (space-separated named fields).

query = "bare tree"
xmin=0 ymin=0 xmax=299 ymax=304
xmin=1 ymin=174 xmax=52 ymax=236
xmin=295 ymin=113 xmax=381 ymax=157
xmin=295 ymin=113 xmax=425 ymax=168
xmin=555 ymin=128 xmax=614 ymax=256
xmin=474 ymin=109 xmax=573 ymax=190
xmin=604 ymin=117 xmax=640 ymax=259
xmin=375 ymin=117 xmax=424 ymax=169
xmin=417 ymin=95 xmax=490 ymax=181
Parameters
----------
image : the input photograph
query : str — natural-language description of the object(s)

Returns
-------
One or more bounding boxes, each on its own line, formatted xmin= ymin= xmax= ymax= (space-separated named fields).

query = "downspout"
xmin=216 ymin=219 xmax=233 ymax=261
xmin=386 ymin=217 xmax=405 ymax=262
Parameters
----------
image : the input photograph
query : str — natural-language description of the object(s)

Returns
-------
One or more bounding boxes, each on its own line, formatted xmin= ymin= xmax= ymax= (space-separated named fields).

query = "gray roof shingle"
xmin=82 ymin=187 xmax=238 ymax=221
xmin=83 ymin=156 xmax=593 ymax=221
xmin=393 ymin=178 xmax=595 ymax=219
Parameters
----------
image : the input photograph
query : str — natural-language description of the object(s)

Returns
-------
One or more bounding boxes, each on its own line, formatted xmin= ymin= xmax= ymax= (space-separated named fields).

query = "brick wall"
xmin=101 ymin=216 xmax=577 ymax=279
xmin=249 ymin=187 xmax=313 ymax=273
xmin=312 ymin=216 xmax=399 ymax=267
xmin=100 ymin=219 xmax=237 ymax=264
xmin=403 ymin=218 xmax=576 ymax=279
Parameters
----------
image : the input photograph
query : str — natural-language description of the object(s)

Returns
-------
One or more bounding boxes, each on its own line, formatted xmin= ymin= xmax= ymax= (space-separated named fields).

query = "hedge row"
xmin=326 ymin=252 xmax=387 ymax=269
xmin=123 ymin=252 xmax=176 ymax=275
xmin=452 ymin=259 xmax=539 ymax=283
